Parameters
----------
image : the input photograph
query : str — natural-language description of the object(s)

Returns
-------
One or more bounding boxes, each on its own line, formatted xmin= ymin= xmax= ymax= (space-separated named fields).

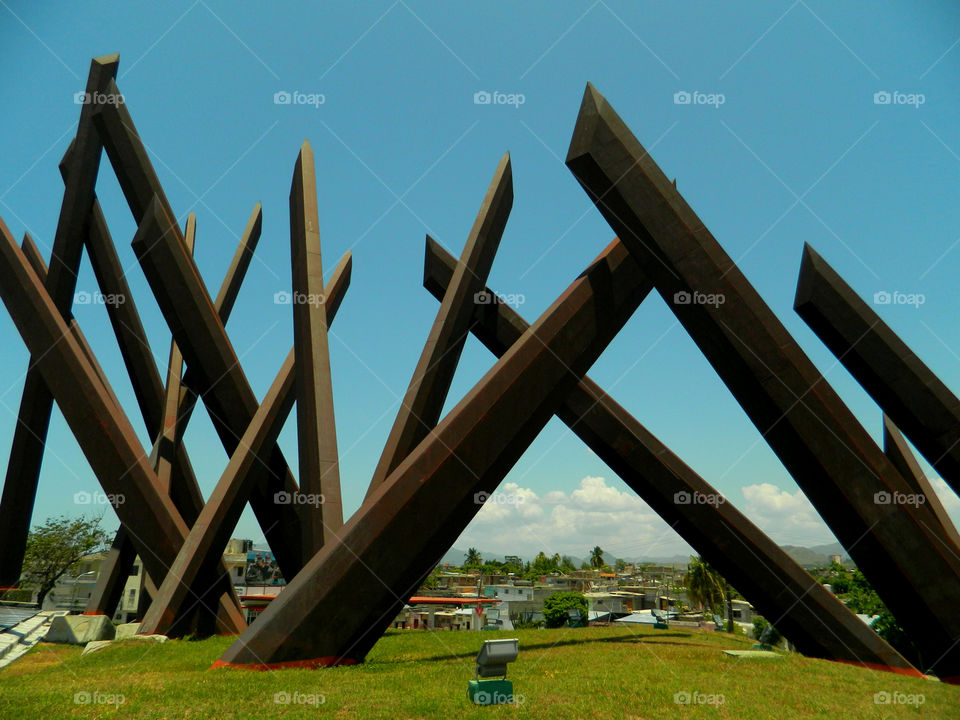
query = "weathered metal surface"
xmin=883 ymin=415 xmax=960 ymax=552
xmin=565 ymin=83 xmax=960 ymax=680
xmin=0 ymin=216 xmax=242 ymax=634
xmin=422 ymin=235 xmax=918 ymax=675
xmin=289 ymin=141 xmax=342 ymax=550
xmin=175 ymin=203 xmax=263 ymax=440
xmin=129 ymin=195 xmax=352 ymax=574
xmin=796 ymin=243 xmax=960 ymax=500
xmin=214 ymin=238 xmax=651 ymax=668
xmin=92 ymin=81 xmax=312 ymax=572
xmin=0 ymin=55 xmax=118 ymax=589
xmin=367 ymin=153 xmax=512 ymax=497
xmin=139 ymin=252 xmax=352 ymax=636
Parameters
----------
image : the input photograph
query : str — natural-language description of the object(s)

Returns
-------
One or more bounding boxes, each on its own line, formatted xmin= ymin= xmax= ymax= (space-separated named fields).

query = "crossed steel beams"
xmin=565 ymin=83 xmax=960 ymax=679
xmin=91 ymin=81 xmax=314 ymax=576
xmin=1 ymin=57 xmax=953 ymax=680
xmin=0 ymin=215 xmax=245 ymax=634
xmin=0 ymin=55 xmax=119 ymax=591
xmin=795 ymin=245 xmax=960 ymax=506
xmin=365 ymin=152 xmax=513 ymax=497
xmin=421 ymin=237 xmax=916 ymax=674
xmin=214 ymin=236 xmax=652 ymax=668
xmin=136 ymin=250 xmax=350 ymax=636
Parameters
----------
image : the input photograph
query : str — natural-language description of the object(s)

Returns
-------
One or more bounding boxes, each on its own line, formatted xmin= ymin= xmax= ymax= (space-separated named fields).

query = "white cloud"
xmin=740 ymin=482 xmax=833 ymax=544
xmin=457 ymin=475 xmax=691 ymax=560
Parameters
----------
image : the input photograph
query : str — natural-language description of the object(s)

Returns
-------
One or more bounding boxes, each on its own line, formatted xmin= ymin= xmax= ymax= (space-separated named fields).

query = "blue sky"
xmin=1 ymin=1 xmax=959 ymax=562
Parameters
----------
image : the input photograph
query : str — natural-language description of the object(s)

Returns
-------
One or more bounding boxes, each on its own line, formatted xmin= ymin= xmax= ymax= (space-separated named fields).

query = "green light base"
xmin=468 ymin=679 xmax=515 ymax=705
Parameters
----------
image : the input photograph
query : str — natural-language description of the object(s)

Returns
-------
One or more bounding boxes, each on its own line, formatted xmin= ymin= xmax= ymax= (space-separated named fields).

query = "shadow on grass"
xmin=371 ymin=630 xmax=739 ymax=666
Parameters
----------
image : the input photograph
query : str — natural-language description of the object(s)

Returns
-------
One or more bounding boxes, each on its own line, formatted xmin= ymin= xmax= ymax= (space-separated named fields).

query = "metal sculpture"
xmin=0 ymin=56 xmax=955 ymax=682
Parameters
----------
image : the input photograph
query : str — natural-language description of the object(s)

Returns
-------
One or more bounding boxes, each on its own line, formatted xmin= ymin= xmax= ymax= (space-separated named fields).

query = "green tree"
xmin=464 ymin=548 xmax=482 ymax=567
xmin=752 ymin=617 xmax=782 ymax=646
xmin=543 ymin=591 xmax=588 ymax=628
xmin=590 ymin=546 xmax=605 ymax=569
xmin=615 ymin=558 xmax=627 ymax=572
xmin=872 ymin=610 xmax=921 ymax=668
xmin=560 ymin=555 xmax=577 ymax=573
xmin=683 ymin=555 xmax=725 ymax=615
xmin=527 ymin=551 xmax=560 ymax=578
xmin=21 ymin=515 xmax=109 ymax=608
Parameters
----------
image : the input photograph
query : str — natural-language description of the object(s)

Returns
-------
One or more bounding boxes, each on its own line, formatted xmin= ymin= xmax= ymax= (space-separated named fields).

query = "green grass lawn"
xmin=0 ymin=624 xmax=954 ymax=718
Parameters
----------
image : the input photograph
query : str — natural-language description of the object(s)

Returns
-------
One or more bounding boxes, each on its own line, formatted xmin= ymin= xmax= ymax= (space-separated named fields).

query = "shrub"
xmin=543 ymin=592 xmax=588 ymax=629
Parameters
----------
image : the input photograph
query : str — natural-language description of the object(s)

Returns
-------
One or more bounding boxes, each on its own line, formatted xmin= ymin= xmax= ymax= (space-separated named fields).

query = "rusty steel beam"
xmin=156 ymin=213 xmax=195 ymax=497
xmin=81 ymin=207 xmax=240 ymax=625
xmin=367 ymin=153 xmax=512 ymax=497
xmin=213 ymin=238 xmax=651 ymax=669
xmin=19 ymin=217 xmax=241 ymax=632
xmin=21 ymin=231 xmax=128 ymax=620
xmin=129 ymin=195 xmax=351 ymax=574
xmin=139 ymin=252 xmax=352 ymax=636
xmin=0 ymin=55 xmax=118 ymax=590
xmin=19 ymin=234 xmax=117 ymax=408
xmin=216 ymin=203 xmax=262 ymax=326
xmin=94 ymin=93 xmax=311 ymax=575
xmin=289 ymin=141 xmax=342 ymax=549
xmin=83 ymin=526 xmax=137 ymax=619
xmin=141 ymin=352 xmax=295 ymax=636
xmin=422 ymin=235 xmax=918 ymax=675
xmin=565 ymin=83 xmax=960 ymax=680
xmin=175 ymin=203 xmax=263 ymax=442
xmin=883 ymin=415 xmax=960 ymax=552
xmin=795 ymin=243 xmax=960 ymax=500
xmin=0 ymin=215 xmax=243 ymax=634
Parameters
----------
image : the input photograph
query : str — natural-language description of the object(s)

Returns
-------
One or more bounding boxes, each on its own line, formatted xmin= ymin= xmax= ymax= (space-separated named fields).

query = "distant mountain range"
xmin=441 ymin=542 xmax=850 ymax=570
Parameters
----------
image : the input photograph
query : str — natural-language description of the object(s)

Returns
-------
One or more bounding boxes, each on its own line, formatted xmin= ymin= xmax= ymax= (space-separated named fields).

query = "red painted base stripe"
xmin=210 ymin=656 xmax=359 ymax=671
xmin=835 ymin=659 xmax=924 ymax=679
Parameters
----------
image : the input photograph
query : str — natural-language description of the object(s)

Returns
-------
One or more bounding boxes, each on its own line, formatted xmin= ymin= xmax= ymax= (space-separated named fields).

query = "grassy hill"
xmin=0 ymin=625 xmax=953 ymax=718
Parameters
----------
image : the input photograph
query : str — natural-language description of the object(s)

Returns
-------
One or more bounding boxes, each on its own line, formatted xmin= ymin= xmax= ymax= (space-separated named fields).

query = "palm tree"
xmin=590 ymin=546 xmax=605 ymax=569
xmin=464 ymin=548 xmax=482 ymax=566
xmin=683 ymin=555 xmax=725 ymax=622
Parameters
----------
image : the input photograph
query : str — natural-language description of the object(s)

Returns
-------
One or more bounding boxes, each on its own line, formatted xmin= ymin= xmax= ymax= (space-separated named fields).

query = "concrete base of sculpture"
xmin=722 ymin=650 xmax=781 ymax=660
xmin=115 ymin=622 xmax=141 ymax=640
xmin=81 ymin=633 xmax=167 ymax=656
xmin=45 ymin=614 xmax=115 ymax=645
